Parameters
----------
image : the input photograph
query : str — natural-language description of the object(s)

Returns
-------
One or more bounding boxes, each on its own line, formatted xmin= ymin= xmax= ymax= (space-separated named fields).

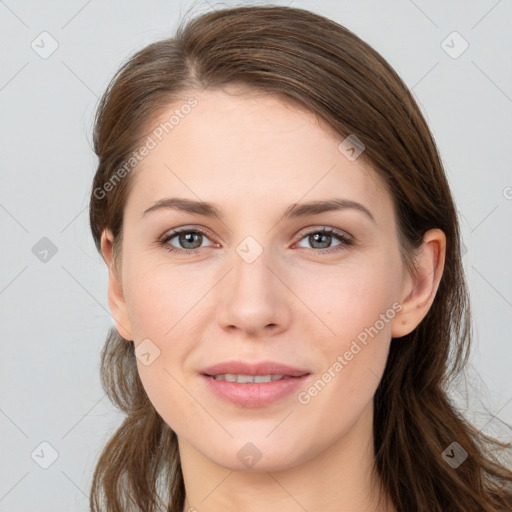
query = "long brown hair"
xmin=88 ymin=5 xmax=512 ymax=511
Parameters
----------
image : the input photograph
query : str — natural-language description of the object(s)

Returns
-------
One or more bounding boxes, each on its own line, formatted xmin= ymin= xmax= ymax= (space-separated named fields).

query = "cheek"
xmin=289 ymin=259 xmax=400 ymax=343
xmin=295 ymin=310 xmax=393 ymax=439
xmin=290 ymin=261 xmax=399 ymax=405
xmin=123 ymin=261 xmax=206 ymax=340
xmin=122 ymin=263 xmax=209 ymax=422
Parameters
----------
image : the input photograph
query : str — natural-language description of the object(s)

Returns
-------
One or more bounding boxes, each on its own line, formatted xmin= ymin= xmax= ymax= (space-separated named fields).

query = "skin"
xmin=101 ymin=86 xmax=446 ymax=512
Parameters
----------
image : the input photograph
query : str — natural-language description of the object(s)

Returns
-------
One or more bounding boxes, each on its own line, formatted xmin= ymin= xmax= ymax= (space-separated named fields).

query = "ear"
xmin=100 ymin=229 xmax=134 ymax=341
xmin=391 ymin=228 xmax=446 ymax=338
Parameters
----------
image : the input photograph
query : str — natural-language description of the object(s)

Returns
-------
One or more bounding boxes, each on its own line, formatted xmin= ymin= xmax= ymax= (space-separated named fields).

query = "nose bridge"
xmin=230 ymin=234 xmax=276 ymax=302
xmin=215 ymin=232 xmax=289 ymax=335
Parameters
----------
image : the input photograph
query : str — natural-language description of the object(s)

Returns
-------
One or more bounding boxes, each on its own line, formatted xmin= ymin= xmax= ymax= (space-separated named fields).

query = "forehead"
xmin=125 ymin=87 xmax=392 ymax=224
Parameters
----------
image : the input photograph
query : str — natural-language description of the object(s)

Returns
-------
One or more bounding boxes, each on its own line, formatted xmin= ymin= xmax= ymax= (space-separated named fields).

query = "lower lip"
xmin=201 ymin=374 xmax=310 ymax=408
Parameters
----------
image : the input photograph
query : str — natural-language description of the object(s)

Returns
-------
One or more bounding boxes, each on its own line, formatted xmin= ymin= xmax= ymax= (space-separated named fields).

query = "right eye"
xmin=158 ymin=227 xmax=218 ymax=255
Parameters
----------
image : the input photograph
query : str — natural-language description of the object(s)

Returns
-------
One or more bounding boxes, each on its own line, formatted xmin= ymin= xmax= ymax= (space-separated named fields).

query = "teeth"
xmin=212 ymin=374 xmax=285 ymax=383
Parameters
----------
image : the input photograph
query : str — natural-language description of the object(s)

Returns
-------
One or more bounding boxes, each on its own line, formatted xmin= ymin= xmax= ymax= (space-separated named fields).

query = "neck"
xmin=179 ymin=401 xmax=395 ymax=512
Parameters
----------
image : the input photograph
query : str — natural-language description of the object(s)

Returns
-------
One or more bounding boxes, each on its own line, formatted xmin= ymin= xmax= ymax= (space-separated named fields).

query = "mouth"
xmin=200 ymin=361 xmax=311 ymax=407
xmin=207 ymin=374 xmax=293 ymax=383
xmin=201 ymin=360 xmax=310 ymax=379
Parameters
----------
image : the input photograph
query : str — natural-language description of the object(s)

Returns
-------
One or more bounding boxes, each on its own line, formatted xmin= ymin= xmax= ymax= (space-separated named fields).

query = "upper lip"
xmin=201 ymin=360 xmax=310 ymax=377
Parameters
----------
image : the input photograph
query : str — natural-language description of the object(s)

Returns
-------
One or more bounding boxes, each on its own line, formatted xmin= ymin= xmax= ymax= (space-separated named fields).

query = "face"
xmin=107 ymin=86 xmax=415 ymax=472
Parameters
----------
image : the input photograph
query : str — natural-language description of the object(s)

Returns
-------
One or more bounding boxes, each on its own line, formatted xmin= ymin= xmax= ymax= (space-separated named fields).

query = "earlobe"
xmin=391 ymin=229 xmax=446 ymax=339
xmin=100 ymin=229 xmax=134 ymax=341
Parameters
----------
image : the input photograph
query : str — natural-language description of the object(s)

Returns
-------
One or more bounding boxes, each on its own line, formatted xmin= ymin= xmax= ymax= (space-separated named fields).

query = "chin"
xmin=200 ymin=432 xmax=316 ymax=473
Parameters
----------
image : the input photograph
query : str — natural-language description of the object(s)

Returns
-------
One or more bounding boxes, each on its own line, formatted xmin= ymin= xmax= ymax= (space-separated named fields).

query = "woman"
xmin=88 ymin=5 xmax=512 ymax=511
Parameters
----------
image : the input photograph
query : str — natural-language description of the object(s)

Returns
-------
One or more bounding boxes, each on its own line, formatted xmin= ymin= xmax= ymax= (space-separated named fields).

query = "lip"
xmin=201 ymin=360 xmax=310 ymax=378
xmin=200 ymin=360 xmax=311 ymax=408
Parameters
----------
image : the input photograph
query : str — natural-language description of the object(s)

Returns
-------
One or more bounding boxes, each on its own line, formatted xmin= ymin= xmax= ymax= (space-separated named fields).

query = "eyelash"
xmin=157 ymin=226 xmax=354 ymax=256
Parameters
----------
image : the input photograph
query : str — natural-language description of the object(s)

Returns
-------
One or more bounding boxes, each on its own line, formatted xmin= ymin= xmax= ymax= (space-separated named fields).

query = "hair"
xmin=88 ymin=4 xmax=512 ymax=512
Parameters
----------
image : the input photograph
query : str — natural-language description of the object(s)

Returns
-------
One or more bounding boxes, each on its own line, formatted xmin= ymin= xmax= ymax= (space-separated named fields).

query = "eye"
xmin=158 ymin=226 xmax=354 ymax=256
xmin=295 ymin=227 xmax=354 ymax=254
xmin=158 ymin=227 xmax=217 ymax=255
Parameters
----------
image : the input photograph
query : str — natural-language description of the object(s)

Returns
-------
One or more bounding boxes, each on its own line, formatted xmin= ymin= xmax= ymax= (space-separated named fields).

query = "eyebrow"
xmin=142 ymin=197 xmax=376 ymax=224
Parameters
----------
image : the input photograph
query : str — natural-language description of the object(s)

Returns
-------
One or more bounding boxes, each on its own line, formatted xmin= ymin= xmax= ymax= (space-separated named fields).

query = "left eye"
xmin=158 ymin=227 xmax=353 ymax=255
xmin=295 ymin=228 xmax=353 ymax=253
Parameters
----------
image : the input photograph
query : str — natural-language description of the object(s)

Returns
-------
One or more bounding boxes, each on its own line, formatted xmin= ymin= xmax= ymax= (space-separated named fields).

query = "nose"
xmin=216 ymin=245 xmax=291 ymax=338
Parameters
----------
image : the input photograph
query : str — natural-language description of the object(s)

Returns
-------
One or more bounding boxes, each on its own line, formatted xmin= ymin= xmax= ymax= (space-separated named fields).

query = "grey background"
xmin=1 ymin=0 xmax=511 ymax=510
